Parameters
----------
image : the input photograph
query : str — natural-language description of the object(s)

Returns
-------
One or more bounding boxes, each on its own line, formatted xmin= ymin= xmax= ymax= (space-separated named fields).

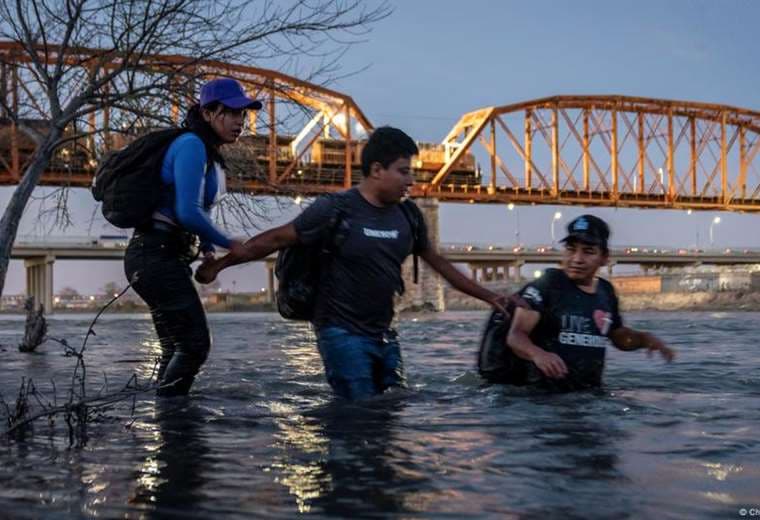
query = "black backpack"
xmin=275 ymin=197 xmax=422 ymax=321
xmin=477 ymin=294 xmax=532 ymax=385
xmin=91 ymin=128 xmax=190 ymax=228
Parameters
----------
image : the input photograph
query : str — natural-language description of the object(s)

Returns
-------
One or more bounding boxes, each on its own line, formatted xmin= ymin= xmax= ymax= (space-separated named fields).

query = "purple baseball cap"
xmin=200 ymin=78 xmax=262 ymax=110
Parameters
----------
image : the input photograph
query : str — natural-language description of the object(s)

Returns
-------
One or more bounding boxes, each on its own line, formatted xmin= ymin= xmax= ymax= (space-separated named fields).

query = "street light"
xmin=550 ymin=211 xmax=562 ymax=244
xmin=709 ymin=216 xmax=721 ymax=246
xmin=507 ymin=203 xmax=521 ymax=246
xmin=686 ymin=209 xmax=699 ymax=248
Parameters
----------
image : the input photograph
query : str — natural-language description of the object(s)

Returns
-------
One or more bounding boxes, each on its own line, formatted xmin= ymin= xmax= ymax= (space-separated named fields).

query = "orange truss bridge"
xmin=428 ymin=96 xmax=760 ymax=210
xmin=1 ymin=41 xmax=759 ymax=211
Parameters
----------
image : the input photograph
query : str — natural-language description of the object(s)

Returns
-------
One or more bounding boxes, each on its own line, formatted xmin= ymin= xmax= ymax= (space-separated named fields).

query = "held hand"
xmin=194 ymin=259 xmax=219 ymax=284
xmin=487 ymin=294 xmax=509 ymax=316
xmin=487 ymin=293 xmax=530 ymax=318
xmin=532 ymin=351 xmax=568 ymax=379
xmin=644 ymin=334 xmax=675 ymax=362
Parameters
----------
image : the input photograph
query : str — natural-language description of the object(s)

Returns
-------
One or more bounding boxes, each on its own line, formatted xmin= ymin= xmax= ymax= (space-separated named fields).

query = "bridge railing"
xmin=439 ymin=242 xmax=760 ymax=256
xmin=15 ymin=235 xmax=129 ymax=248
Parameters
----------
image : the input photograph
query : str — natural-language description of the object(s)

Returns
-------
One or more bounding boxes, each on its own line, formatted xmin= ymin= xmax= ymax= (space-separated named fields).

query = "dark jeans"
xmin=124 ymin=228 xmax=209 ymax=397
xmin=316 ymin=325 xmax=406 ymax=400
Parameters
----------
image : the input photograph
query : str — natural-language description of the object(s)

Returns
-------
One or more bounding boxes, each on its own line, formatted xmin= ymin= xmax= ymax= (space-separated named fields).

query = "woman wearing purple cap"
xmin=124 ymin=78 xmax=260 ymax=396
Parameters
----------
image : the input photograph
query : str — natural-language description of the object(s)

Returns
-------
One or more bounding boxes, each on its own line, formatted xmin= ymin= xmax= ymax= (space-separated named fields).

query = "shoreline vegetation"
xmin=619 ymin=291 xmax=760 ymax=311
xmin=5 ymin=291 xmax=760 ymax=315
xmin=433 ymin=291 xmax=760 ymax=313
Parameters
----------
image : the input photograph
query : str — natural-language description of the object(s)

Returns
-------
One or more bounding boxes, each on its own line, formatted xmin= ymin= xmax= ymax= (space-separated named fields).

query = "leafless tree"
xmin=4 ymin=285 xmax=167 ymax=446
xmin=0 ymin=0 xmax=390 ymax=298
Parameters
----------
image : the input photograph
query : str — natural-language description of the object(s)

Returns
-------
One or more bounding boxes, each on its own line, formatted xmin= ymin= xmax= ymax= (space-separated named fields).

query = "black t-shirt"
xmin=518 ymin=268 xmax=623 ymax=389
xmin=293 ymin=188 xmax=430 ymax=338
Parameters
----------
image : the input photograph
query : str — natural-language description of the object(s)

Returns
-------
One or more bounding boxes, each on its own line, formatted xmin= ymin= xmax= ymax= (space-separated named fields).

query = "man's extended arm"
xmin=507 ymin=307 xmax=568 ymax=379
xmin=608 ymin=327 xmax=675 ymax=361
xmin=195 ymin=223 xmax=299 ymax=284
xmin=420 ymin=248 xmax=507 ymax=314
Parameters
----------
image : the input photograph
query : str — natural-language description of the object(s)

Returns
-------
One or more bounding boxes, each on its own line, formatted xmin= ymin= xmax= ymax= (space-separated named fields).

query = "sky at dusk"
xmin=3 ymin=0 xmax=760 ymax=295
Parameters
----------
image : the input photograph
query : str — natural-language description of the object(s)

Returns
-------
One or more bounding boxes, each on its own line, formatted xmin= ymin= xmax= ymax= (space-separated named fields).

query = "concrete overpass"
xmin=441 ymin=242 xmax=760 ymax=282
xmin=11 ymin=236 xmax=760 ymax=312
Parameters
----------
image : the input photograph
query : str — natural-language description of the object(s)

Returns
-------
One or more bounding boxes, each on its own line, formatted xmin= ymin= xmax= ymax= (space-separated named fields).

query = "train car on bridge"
xmin=0 ymin=118 xmax=92 ymax=181
xmin=225 ymin=134 xmax=481 ymax=188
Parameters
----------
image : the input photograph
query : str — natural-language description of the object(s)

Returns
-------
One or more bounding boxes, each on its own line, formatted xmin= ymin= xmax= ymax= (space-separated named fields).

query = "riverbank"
xmin=0 ymin=302 xmax=276 ymax=315
xmin=443 ymin=290 xmax=760 ymax=312
xmin=620 ymin=291 xmax=760 ymax=311
xmin=5 ymin=291 xmax=760 ymax=315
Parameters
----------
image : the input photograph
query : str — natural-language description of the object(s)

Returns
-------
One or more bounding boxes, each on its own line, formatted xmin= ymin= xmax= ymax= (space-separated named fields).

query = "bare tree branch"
xmin=0 ymin=0 xmax=391 ymax=298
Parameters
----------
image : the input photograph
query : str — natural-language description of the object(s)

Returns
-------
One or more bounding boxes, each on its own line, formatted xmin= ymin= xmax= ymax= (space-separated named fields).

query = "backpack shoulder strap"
xmin=320 ymin=192 xmax=350 ymax=253
xmin=399 ymin=199 xmax=422 ymax=284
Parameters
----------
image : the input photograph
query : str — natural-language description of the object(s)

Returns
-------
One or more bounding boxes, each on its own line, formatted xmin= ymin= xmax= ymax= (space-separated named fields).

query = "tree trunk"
xmin=19 ymin=296 xmax=47 ymax=352
xmin=0 ymin=128 xmax=63 ymax=298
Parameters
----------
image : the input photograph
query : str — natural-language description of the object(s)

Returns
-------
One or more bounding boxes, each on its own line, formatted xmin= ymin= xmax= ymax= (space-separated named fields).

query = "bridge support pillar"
xmin=25 ymin=255 xmax=55 ymax=312
xmin=511 ymin=261 xmax=524 ymax=282
xmin=399 ymin=198 xmax=444 ymax=311
xmin=501 ymin=263 xmax=511 ymax=281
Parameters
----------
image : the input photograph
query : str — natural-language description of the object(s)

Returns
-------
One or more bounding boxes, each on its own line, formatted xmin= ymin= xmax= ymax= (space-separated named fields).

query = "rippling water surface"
xmin=0 ymin=311 xmax=758 ymax=519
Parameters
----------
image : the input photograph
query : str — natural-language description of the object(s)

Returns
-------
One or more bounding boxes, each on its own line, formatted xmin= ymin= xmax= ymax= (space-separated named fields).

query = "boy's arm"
xmin=608 ymin=327 xmax=675 ymax=362
xmin=195 ymin=223 xmax=299 ymax=284
xmin=420 ymin=248 xmax=508 ymax=314
xmin=507 ymin=307 xmax=568 ymax=379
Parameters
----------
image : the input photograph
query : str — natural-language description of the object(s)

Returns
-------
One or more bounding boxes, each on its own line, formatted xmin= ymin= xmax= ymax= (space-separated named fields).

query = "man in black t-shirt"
xmin=195 ymin=127 xmax=508 ymax=400
xmin=507 ymin=215 xmax=675 ymax=391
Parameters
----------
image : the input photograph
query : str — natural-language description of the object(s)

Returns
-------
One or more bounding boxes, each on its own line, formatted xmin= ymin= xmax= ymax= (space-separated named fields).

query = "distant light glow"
xmin=333 ymin=112 xmax=347 ymax=128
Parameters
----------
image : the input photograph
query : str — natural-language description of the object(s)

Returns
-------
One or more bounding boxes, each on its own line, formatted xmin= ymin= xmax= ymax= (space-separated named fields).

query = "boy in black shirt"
xmin=196 ymin=127 xmax=508 ymax=400
xmin=507 ymin=215 xmax=675 ymax=390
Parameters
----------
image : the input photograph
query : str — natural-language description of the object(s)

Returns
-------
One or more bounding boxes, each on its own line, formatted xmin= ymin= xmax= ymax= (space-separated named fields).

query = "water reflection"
xmin=135 ymin=337 xmax=162 ymax=383
xmin=539 ymin=399 xmax=624 ymax=482
xmin=129 ymin=399 xmax=210 ymax=517
xmin=514 ymin=393 xmax=633 ymax=517
xmin=266 ymin=401 xmax=330 ymax=513
xmin=313 ymin=401 xmax=427 ymax=516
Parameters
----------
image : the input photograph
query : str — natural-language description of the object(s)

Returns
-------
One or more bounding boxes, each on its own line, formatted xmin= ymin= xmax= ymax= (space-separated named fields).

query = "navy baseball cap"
xmin=561 ymin=214 xmax=610 ymax=248
xmin=200 ymin=78 xmax=262 ymax=110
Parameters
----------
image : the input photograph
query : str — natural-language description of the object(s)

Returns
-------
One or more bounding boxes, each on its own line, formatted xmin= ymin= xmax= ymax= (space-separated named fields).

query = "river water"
xmin=0 ymin=311 xmax=758 ymax=519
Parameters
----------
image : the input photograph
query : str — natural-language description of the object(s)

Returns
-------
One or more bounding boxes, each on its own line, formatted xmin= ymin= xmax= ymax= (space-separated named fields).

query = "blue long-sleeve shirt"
xmin=155 ymin=133 xmax=231 ymax=250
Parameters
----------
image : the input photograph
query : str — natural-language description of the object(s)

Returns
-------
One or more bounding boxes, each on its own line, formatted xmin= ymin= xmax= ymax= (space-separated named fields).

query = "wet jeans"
xmin=124 ymin=228 xmax=210 ymax=397
xmin=316 ymin=325 xmax=406 ymax=400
